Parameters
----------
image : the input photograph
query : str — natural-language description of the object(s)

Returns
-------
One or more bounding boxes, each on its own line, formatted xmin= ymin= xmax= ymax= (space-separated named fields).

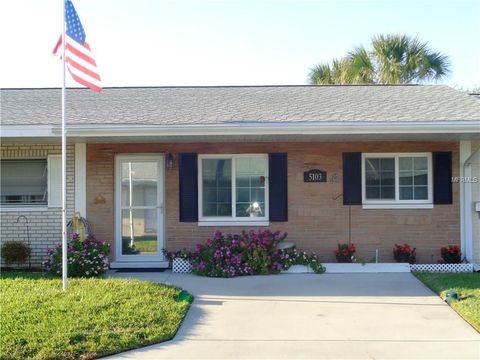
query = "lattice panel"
xmin=410 ymin=263 xmax=474 ymax=273
xmin=172 ymin=258 xmax=192 ymax=273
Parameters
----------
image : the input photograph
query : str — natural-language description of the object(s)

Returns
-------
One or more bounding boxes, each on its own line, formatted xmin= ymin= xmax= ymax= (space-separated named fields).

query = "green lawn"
xmin=415 ymin=272 xmax=480 ymax=332
xmin=0 ymin=272 xmax=191 ymax=360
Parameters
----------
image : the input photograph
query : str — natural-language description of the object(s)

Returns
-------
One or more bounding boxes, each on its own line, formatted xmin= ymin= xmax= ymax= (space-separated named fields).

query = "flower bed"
xmin=181 ymin=230 xmax=325 ymax=277
xmin=334 ymin=243 xmax=356 ymax=263
xmin=410 ymin=263 xmax=474 ymax=273
xmin=44 ymin=234 xmax=109 ymax=277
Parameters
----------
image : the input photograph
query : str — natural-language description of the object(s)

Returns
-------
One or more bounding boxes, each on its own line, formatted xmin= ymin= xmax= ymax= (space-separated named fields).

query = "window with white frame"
xmin=362 ymin=153 xmax=432 ymax=204
xmin=199 ymin=155 xmax=268 ymax=222
xmin=0 ymin=159 xmax=48 ymax=205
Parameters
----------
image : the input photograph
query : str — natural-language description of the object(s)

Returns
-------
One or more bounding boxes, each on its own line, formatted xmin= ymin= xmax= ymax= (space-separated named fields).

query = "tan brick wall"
xmin=0 ymin=144 xmax=75 ymax=268
xmin=86 ymin=141 xmax=460 ymax=263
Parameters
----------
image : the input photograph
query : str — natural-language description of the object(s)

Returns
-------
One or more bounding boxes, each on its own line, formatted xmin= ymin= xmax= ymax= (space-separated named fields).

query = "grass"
xmin=0 ymin=272 xmax=191 ymax=360
xmin=414 ymin=272 xmax=480 ymax=332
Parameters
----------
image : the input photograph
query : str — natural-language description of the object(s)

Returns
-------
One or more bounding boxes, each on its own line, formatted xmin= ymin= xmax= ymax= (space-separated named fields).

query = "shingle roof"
xmin=1 ymin=85 xmax=480 ymax=126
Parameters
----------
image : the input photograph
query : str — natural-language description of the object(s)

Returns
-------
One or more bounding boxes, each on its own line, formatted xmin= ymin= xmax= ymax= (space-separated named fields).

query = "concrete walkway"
xmin=106 ymin=272 xmax=480 ymax=359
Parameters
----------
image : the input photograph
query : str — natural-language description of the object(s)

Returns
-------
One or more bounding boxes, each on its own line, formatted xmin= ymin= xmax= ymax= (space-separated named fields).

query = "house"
xmin=1 ymin=85 xmax=479 ymax=269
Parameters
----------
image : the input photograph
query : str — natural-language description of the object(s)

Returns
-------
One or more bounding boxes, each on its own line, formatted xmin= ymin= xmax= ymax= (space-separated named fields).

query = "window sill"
xmin=362 ymin=203 xmax=434 ymax=209
xmin=198 ymin=221 xmax=270 ymax=227
xmin=0 ymin=206 xmax=49 ymax=212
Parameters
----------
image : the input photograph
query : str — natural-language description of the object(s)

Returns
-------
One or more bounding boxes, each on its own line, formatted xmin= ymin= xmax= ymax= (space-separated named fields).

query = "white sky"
xmin=1 ymin=0 xmax=479 ymax=89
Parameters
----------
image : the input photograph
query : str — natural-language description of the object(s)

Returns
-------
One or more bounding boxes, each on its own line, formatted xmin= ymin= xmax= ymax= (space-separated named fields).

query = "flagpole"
xmin=61 ymin=0 xmax=68 ymax=291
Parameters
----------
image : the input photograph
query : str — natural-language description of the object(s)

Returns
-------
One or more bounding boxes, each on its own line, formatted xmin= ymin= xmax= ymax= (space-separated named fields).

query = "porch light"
xmin=166 ymin=153 xmax=175 ymax=170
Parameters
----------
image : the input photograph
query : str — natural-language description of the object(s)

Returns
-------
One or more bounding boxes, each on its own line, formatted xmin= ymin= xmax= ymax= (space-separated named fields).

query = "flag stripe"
xmin=67 ymin=68 xmax=102 ymax=92
xmin=66 ymin=42 xmax=97 ymax=66
xmin=68 ymin=64 xmax=102 ymax=88
xmin=53 ymin=36 xmax=62 ymax=55
xmin=66 ymin=56 xmax=101 ymax=81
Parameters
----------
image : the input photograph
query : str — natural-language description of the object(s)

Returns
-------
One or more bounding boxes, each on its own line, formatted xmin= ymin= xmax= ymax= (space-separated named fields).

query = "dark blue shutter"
xmin=342 ymin=152 xmax=362 ymax=205
xmin=433 ymin=152 xmax=452 ymax=204
xmin=179 ymin=153 xmax=198 ymax=222
xmin=269 ymin=153 xmax=288 ymax=221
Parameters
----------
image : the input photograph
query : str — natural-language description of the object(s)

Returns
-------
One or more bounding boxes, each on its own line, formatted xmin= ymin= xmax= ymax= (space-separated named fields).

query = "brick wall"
xmin=87 ymin=141 xmax=460 ymax=263
xmin=0 ymin=144 xmax=75 ymax=268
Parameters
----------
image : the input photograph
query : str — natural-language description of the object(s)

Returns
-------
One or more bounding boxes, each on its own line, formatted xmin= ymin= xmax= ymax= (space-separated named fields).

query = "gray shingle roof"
xmin=1 ymin=85 xmax=480 ymax=126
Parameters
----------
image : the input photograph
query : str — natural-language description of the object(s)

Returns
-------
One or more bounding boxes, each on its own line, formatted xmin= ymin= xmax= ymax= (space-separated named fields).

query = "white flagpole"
xmin=61 ymin=0 xmax=68 ymax=291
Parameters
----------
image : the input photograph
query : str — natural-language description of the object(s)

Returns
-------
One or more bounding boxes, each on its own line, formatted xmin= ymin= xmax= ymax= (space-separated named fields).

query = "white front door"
xmin=115 ymin=154 xmax=165 ymax=262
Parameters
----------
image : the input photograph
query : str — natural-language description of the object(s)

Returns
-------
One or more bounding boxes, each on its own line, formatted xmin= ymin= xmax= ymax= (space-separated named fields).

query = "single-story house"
xmin=1 ymin=85 xmax=479 ymax=268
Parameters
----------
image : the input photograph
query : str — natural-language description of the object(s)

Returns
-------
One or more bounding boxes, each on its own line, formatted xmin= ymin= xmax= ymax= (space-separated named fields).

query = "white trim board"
xmin=110 ymin=261 xmax=169 ymax=269
xmin=2 ymin=121 xmax=479 ymax=139
xmin=74 ymin=143 xmax=87 ymax=217
xmin=324 ymin=263 xmax=411 ymax=273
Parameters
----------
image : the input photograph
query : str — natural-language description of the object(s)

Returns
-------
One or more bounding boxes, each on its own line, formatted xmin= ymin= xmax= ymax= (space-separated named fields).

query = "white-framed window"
xmin=362 ymin=153 xmax=433 ymax=208
xmin=198 ymin=154 xmax=269 ymax=224
xmin=0 ymin=156 xmax=61 ymax=208
xmin=0 ymin=159 xmax=48 ymax=205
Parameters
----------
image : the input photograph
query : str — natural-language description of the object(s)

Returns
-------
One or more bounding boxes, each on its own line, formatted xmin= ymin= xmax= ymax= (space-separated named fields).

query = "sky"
xmin=1 ymin=0 xmax=479 ymax=89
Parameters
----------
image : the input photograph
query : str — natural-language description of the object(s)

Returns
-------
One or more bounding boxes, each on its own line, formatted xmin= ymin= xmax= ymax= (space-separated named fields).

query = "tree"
xmin=309 ymin=34 xmax=450 ymax=85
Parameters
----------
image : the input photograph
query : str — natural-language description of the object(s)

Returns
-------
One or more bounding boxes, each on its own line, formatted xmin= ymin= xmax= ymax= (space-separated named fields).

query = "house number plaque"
xmin=304 ymin=169 xmax=327 ymax=182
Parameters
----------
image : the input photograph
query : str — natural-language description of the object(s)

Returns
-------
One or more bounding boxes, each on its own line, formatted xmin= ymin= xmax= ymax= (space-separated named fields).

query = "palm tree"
xmin=309 ymin=34 xmax=450 ymax=85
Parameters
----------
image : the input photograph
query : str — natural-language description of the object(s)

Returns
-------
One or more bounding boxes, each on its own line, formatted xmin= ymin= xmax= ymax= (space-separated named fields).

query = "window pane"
xmin=380 ymin=158 xmax=395 ymax=171
xmin=121 ymin=162 xmax=157 ymax=206
xmin=400 ymin=187 xmax=413 ymax=200
xmin=202 ymin=159 xmax=232 ymax=217
xmin=365 ymin=157 xmax=395 ymax=200
xmin=121 ymin=209 xmax=157 ymax=255
xmin=413 ymin=172 xmax=428 ymax=186
xmin=381 ymin=186 xmax=395 ymax=199
xmin=366 ymin=187 xmax=380 ymax=199
xmin=399 ymin=157 xmax=413 ymax=171
xmin=399 ymin=156 xmax=429 ymax=201
xmin=414 ymin=157 xmax=428 ymax=171
xmin=235 ymin=157 xmax=266 ymax=218
xmin=0 ymin=160 xmax=48 ymax=205
xmin=414 ymin=186 xmax=428 ymax=200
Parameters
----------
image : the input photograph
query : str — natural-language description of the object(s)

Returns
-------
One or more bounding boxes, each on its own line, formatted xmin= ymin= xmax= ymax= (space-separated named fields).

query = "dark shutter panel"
xmin=179 ymin=153 xmax=198 ymax=222
xmin=342 ymin=152 xmax=362 ymax=205
xmin=269 ymin=153 xmax=288 ymax=221
xmin=433 ymin=152 xmax=452 ymax=204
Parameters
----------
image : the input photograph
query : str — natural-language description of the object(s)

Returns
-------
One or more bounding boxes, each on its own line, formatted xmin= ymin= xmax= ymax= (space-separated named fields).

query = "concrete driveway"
xmin=106 ymin=272 xmax=480 ymax=359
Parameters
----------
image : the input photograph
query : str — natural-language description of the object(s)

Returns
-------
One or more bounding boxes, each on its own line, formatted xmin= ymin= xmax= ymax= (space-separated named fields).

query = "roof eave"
xmin=1 ymin=121 xmax=479 ymax=138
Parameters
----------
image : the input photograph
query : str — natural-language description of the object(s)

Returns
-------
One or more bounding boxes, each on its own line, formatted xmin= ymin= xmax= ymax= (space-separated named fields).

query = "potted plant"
xmin=163 ymin=248 xmax=193 ymax=273
xmin=440 ymin=245 xmax=462 ymax=264
xmin=1 ymin=240 xmax=31 ymax=268
xmin=393 ymin=243 xmax=416 ymax=264
xmin=334 ymin=243 xmax=356 ymax=263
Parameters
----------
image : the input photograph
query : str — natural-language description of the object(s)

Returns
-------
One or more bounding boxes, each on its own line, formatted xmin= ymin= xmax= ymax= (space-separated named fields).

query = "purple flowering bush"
xmin=44 ymin=234 xmax=110 ymax=277
xmin=191 ymin=229 xmax=288 ymax=277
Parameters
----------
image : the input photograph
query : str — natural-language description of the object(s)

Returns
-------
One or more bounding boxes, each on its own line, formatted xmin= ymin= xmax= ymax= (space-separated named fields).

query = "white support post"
xmin=74 ymin=143 xmax=87 ymax=217
xmin=460 ymin=140 xmax=472 ymax=262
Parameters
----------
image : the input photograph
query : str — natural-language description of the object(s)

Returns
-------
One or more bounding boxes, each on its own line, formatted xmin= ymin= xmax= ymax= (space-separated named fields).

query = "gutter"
xmin=1 ymin=121 xmax=479 ymax=138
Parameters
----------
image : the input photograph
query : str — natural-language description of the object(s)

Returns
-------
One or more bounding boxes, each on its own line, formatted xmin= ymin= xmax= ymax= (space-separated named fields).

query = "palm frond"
xmin=347 ymin=46 xmax=375 ymax=84
xmin=308 ymin=63 xmax=334 ymax=84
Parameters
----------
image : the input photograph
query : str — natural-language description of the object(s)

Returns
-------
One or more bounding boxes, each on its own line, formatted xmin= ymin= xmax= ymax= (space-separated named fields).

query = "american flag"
xmin=53 ymin=0 xmax=101 ymax=92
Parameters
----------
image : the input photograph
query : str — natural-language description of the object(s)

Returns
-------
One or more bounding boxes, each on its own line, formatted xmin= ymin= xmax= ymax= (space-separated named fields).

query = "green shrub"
xmin=1 ymin=241 xmax=31 ymax=264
